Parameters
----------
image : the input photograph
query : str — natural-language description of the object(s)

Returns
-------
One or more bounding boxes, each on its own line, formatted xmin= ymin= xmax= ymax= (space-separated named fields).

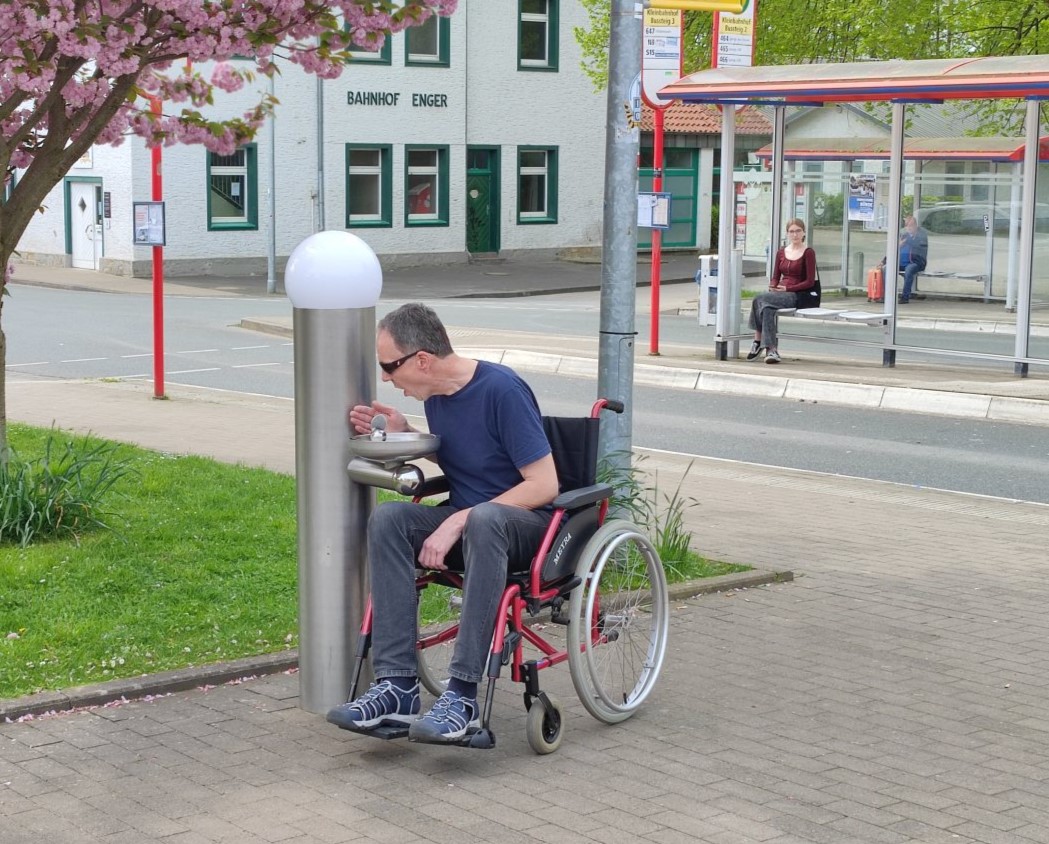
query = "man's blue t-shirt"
xmin=424 ymin=361 xmax=550 ymax=509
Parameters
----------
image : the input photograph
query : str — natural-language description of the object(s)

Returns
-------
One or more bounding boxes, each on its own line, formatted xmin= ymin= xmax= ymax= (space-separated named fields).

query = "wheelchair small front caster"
xmin=525 ymin=694 xmax=564 ymax=755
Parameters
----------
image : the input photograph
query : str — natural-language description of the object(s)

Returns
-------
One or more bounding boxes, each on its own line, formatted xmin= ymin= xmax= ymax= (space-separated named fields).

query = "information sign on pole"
xmin=132 ymin=200 xmax=166 ymax=246
xmin=641 ymin=9 xmax=683 ymax=108
xmin=712 ymin=0 xmax=757 ymax=69
xmin=637 ymin=192 xmax=673 ymax=230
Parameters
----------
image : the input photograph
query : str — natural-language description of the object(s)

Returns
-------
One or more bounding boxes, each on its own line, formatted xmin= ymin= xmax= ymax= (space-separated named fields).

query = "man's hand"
xmin=348 ymin=400 xmax=411 ymax=435
xmin=418 ymin=509 xmax=469 ymax=570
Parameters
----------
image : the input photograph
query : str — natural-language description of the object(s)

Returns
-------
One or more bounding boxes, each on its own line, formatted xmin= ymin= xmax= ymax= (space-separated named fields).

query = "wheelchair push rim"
xmin=567 ymin=519 xmax=670 ymax=724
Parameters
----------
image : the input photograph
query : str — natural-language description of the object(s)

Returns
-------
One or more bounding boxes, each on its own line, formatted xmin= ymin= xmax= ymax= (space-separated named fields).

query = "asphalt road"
xmin=6 ymin=284 xmax=1049 ymax=504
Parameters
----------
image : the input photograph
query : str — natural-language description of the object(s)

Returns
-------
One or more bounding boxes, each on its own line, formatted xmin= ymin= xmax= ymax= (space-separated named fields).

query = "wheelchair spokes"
xmin=567 ymin=519 xmax=670 ymax=724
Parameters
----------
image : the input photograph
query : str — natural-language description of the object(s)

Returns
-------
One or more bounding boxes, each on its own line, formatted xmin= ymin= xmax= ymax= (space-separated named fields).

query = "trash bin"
xmin=697 ymin=255 xmax=718 ymax=326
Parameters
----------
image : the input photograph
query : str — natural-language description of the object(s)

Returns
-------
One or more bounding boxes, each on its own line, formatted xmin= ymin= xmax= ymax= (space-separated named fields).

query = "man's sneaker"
xmin=408 ymin=690 xmax=480 ymax=744
xmin=326 ymin=680 xmax=420 ymax=731
xmin=765 ymin=350 xmax=781 ymax=364
xmin=746 ymin=340 xmax=763 ymax=361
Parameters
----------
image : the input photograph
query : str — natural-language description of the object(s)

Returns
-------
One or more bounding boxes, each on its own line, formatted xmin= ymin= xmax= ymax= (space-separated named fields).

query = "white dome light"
xmin=284 ymin=231 xmax=383 ymax=309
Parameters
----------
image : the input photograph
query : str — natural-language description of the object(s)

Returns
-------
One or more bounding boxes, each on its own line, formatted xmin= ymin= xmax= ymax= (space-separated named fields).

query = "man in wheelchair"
xmin=327 ymin=303 xmax=559 ymax=744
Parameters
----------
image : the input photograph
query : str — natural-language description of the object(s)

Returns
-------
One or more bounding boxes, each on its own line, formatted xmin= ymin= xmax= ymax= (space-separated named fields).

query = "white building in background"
xmin=16 ymin=1 xmax=607 ymax=278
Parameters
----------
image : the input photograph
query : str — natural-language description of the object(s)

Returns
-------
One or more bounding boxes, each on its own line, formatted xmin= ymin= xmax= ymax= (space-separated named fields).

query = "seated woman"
xmin=747 ymin=218 xmax=818 ymax=364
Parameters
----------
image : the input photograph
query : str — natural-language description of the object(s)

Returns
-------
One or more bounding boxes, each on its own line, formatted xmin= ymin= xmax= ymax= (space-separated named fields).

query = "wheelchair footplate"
xmin=326 ymin=708 xmax=412 ymax=741
xmin=327 ymin=711 xmax=495 ymax=748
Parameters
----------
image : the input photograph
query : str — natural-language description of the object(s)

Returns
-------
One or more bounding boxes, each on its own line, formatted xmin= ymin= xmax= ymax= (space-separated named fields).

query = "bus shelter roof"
xmin=660 ymin=55 xmax=1049 ymax=104
xmin=754 ymin=135 xmax=1049 ymax=162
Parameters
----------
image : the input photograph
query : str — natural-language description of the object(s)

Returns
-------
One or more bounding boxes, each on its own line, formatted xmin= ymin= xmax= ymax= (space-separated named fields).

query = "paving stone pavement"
xmin=4 ymin=258 xmax=1049 ymax=842
xmin=4 ymin=378 xmax=1049 ymax=843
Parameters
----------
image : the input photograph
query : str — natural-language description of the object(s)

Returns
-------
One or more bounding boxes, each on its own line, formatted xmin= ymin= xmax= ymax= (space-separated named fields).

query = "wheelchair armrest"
xmin=413 ymin=475 xmax=450 ymax=499
xmin=552 ymin=482 xmax=613 ymax=512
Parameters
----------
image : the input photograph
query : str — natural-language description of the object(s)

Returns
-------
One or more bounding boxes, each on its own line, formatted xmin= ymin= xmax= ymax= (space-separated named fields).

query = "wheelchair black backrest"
xmin=542 ymin=415 xmax=600 ymax=494
xmin=536 ymin=415 xmax=603 ymax=584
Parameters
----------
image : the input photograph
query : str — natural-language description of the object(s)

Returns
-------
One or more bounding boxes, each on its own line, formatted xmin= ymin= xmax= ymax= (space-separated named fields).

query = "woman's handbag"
xmin=794 ymin=262 xmax=822 ymax=309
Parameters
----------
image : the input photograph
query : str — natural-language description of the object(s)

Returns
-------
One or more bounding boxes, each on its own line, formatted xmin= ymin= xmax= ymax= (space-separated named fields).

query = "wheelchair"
xmin=336 ymin=398 xmax=670 ymax=754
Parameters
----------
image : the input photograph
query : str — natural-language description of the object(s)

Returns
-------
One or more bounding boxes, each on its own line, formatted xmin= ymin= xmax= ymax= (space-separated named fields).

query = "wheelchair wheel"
xmin=525 ymin=694 xmax=564 ymax=755
xmin=416 ymin=582 xmax=460 ymax=697
xmin=567 ymin=519 xmax=669 ymax=724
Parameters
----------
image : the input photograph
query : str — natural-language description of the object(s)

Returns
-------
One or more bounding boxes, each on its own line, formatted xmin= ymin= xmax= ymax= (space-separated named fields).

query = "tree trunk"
xmin=0 ymin=334 xmax=6 ymax=464
xmin=0 ymin=276 xmax=7 ymax=466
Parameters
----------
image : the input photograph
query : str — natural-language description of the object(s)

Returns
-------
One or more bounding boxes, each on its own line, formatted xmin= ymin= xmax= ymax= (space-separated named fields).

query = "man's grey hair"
xmin=378 ymin=303 xmax=454 ymax=357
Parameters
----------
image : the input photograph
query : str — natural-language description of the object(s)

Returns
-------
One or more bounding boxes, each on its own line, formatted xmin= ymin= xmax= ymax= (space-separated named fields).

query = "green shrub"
xmin=597 ymin=453 xmax=748 ymax=581
xmin=0 ymin=429 xmax=135 ymax=547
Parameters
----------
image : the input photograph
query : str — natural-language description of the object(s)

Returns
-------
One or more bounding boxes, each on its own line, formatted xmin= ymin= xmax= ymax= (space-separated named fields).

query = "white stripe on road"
xmin=61 ymin=356 xmax=107 ymax=363
xmin=166 ymin=368 xmax=221 ymax=375
xmin=7 ymin=361 xmax=49 ymax=367
xmin=231 ymin=362 xmax=283 ymax=368
xmin=175 ymin=348 xmax=219 ymax=354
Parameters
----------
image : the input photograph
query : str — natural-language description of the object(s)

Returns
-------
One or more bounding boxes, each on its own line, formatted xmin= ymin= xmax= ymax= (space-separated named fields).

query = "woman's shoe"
xmin=746 ymin=341 xmax=762 ymax=361
xmin=765 ymin=350 xmax=781 ymax=364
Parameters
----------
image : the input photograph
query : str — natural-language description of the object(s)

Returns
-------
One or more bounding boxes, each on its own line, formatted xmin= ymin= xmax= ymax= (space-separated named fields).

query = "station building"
xmin=15 ymin=2 xmax=609 ymax=278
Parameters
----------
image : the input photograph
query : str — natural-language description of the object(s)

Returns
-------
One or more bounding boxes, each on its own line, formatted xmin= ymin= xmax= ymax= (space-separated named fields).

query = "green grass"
xmin=1 ymin=424 xmax=298 ymax=700
xmin=1 ymin=424 xmax=748 ymax=702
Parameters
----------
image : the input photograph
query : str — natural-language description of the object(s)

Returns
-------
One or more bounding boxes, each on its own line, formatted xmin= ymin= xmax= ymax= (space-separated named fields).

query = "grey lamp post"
xmin=284 ymin=230 xmax=382 ymax=713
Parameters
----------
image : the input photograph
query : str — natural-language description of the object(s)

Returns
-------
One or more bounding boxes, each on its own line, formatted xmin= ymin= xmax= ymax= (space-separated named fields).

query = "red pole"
xmin=649 ymin=107 xmax=665 ymax=356
xmin=150 ymin=96 xmax=165 ymax=399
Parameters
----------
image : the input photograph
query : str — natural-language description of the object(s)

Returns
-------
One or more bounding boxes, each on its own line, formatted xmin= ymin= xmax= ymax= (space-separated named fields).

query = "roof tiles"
xmin=641 ymin=102 xmax=771 ymax=135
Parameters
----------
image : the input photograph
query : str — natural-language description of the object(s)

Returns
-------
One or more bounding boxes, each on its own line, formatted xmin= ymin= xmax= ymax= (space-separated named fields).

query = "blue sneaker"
xmin=327 ymin=680 xmax=420 ymax=731
xmin=408 ymin=690 xmax=480 ymax=743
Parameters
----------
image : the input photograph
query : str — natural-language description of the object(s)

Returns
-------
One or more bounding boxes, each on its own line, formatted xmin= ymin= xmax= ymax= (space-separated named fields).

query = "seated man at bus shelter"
xmin=326 ymin=302 xmax=558 ymax=744
xmin=879 ymin=215 xmax=929 ymax=304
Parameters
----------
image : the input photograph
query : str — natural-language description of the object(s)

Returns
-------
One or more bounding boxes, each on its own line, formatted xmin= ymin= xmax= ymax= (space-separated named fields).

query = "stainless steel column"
xmin=294 ymin=308 xmax=375 ymax=713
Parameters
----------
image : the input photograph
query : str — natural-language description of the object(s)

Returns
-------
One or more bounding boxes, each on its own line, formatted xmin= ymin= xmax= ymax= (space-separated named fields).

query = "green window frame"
xmin=517 ymin=146 xmax=557 ymax=224
xmin=347 ymin=32 xmax=392 ymax=65
xmin=206 ymin=144 xmax=258 ymax=231
xmin=405 ymin=15 xmax=450 ymax=67
xmin=346 ymin=144 xmax=393 ymax=228
xmin=404 ymin=145 xmax=449 ymax=227
xmin=518 ymin=0 xmax=558 ymax=71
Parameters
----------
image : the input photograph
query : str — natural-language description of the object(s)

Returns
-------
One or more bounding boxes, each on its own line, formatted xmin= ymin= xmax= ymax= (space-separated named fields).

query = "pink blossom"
xmin=1 ymin=0 xmax=459 ymax=171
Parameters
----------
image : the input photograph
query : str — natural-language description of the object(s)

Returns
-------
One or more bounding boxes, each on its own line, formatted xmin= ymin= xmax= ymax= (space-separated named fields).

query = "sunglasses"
xmin=379 ymin=349 xmax=425 ymax=375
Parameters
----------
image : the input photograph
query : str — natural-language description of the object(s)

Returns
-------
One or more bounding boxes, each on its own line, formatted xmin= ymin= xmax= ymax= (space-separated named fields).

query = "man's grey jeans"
xmin=368 ymin=500 xmax=550 ymax=685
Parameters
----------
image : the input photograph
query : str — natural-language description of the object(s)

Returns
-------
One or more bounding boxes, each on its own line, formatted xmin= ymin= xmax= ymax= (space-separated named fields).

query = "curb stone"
xmin=0 ymin=651 xmax=298 ymax=723
xmin=0 ymin=569 xmax=788 ymax=722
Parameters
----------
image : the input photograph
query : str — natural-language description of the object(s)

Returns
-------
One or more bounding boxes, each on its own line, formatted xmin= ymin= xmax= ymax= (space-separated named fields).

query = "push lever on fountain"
xmin=370 ymin=413 xmax=388 ymax=441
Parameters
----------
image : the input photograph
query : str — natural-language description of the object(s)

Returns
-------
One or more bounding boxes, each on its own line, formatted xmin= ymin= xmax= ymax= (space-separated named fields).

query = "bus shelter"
xmin=661 ymin=55 xmax=1049 ymax=375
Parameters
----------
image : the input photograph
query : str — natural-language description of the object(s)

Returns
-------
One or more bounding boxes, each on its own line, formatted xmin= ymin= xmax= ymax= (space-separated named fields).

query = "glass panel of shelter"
xmin=757 ymin=102 xmax=1045 ymax=368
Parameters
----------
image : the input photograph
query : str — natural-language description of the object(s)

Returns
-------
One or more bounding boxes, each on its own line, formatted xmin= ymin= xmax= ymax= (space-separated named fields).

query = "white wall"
xmin=16 ymin=0 xmax=608 ymax=276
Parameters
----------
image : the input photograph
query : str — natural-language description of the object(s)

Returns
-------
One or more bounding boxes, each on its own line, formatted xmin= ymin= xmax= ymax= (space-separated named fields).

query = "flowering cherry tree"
xmin=0 ymin=0 xmax=458 ymax=457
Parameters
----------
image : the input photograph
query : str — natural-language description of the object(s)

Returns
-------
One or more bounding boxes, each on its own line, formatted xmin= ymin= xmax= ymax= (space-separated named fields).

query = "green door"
xmin=638 ymin=147 xmax=699 ymax=248
xmin=466 ymin=147 xmax=499 ymax=254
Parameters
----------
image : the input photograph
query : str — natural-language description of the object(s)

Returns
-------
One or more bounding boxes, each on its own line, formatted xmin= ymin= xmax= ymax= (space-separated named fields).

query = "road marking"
xmin=7 ymin=361 xmax=49 ymax=367
xmin=175 ymin=348 xmax=219 ymax=354
xmin=231 ymin=362 xmax=283 ymax=368
xmin=121 ymin=353 xmax=153 ymax=359
xmin=61 ymin=356 xmax=107 ymax=363
xmin=231 ymin=344 xmax=272 ymax=350
xmin=167 ymin=367 xmax=221 ymax=374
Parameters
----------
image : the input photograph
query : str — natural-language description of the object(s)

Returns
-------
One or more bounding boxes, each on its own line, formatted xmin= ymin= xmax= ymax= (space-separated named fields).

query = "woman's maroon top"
xmin=771 ymin=247 xmax=816 ymax=292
